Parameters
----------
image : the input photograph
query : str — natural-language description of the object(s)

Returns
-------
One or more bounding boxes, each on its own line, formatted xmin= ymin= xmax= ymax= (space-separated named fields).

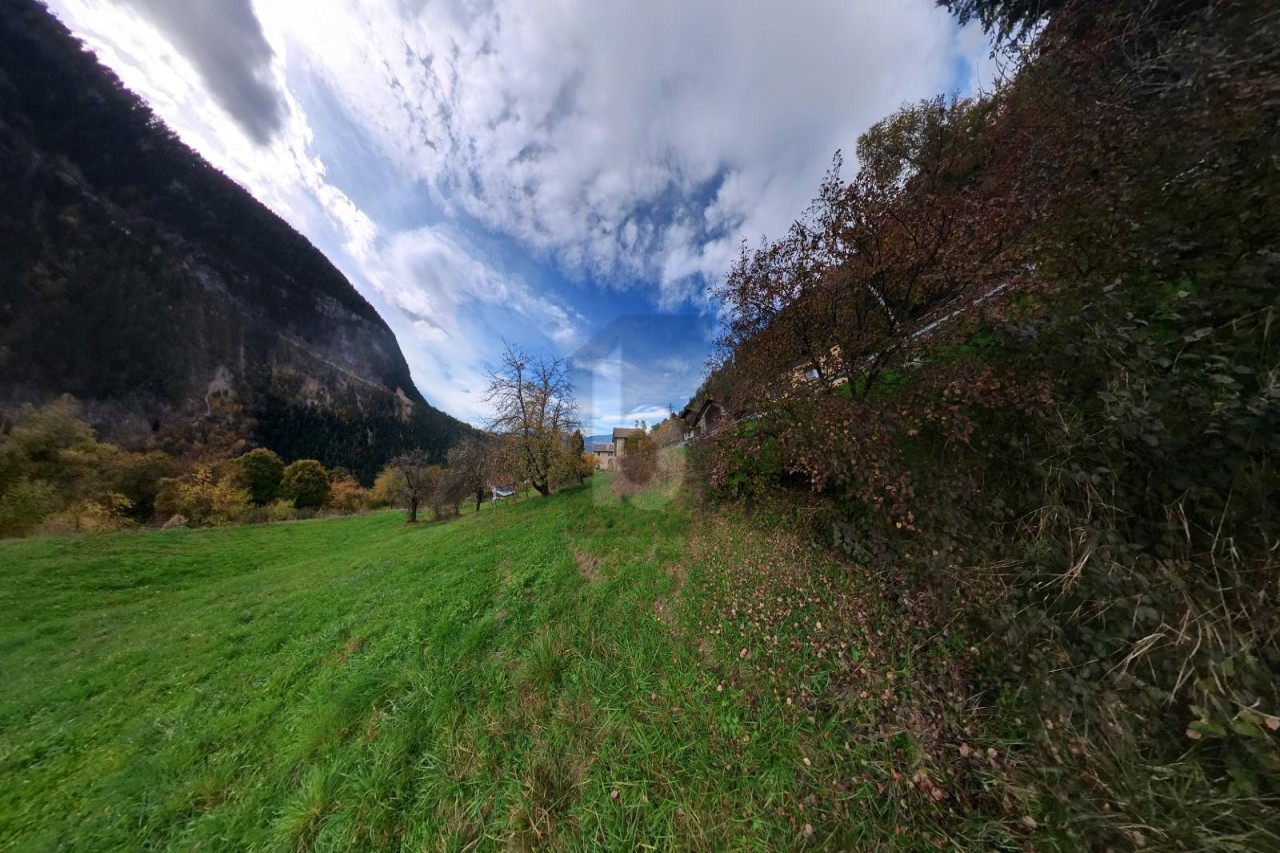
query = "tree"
xmin=368 ymin=465 xmax=402 ymax=509
xmin=387 ymin=451 xmax=432 ymax=523
xmin=934 ymin=0 xmax=1065 ymax=41
xmin=484 ymin=342 xmax=581 ymax=497
xmin=426 ymin=464 xmax=466 ymax=521
xmin=0 ymin=396 xmax=114 ymax=498
xmin=712 ymin=97 xmax=1010 ymax=410
xmin=280 ymin=459 xmax=330 ymax=509
xmin=570 ymin=430 xmax=592 ymax=485
xmin=486 ymin=434 xmax=522 ymax=498
xmin=448 ymin=436 xmax=492 ymax=513
xmin=237 ymin=448 xmax=284 ymax=505
xmin=551 ymin=432 xmax=595 ymax=490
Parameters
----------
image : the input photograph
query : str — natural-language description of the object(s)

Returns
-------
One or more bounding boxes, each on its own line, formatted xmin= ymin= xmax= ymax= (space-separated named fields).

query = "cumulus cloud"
xmin=256 ymin=0 xmax=978 ymax=303
xmin=115 ymin=0 xmax=286 ymax=144
xmin=371 ymin=225 xmax=585 ymax=348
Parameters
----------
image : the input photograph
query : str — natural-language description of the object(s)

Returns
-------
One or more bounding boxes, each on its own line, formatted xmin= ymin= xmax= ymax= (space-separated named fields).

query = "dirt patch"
xmin=652 ymin=592 xmax=678 ymax=629
xmin=653 ymin=563 xmax=687 ymax=629
xmin=666 ymin=561 xmax=687 ymax=589
xmin=335 ymin=635 xmax=365 ymax=664
xmin=363 ymin=710 xmax=382 ymax=741
xmin=572 ymin=548 xmax=602 ymax=583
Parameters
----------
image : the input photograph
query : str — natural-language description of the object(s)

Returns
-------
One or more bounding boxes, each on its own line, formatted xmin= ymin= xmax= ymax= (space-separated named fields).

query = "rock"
xmin=162 ymin=514 xmax=188 ymax=529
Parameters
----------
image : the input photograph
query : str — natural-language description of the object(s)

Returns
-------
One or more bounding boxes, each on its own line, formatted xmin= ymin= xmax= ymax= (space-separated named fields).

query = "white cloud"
xmin=374 ymin=226 xmax=584 ymax=347
xmin=599 ymin=407 xmax=672 ymax=429
xmin=254 ymin=0 xmax=984 ymax=303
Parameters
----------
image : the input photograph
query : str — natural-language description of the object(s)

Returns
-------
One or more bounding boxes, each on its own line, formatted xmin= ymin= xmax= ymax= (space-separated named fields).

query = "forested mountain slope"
xmin=0 ymin=0 xmax=469 ymax=481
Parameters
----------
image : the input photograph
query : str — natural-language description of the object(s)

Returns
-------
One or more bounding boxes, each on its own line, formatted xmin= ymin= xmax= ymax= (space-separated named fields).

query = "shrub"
xmin=652 ymin=417 xmax=684 ymax=448
xmin=619 ymin=429 xmax=657 ymax=485
xmin=237 ymin=448 xmax=284 ymax=505
xmin=368 ymin=465 xmax=403 ymax=509
xmin=159 ymin=466 xmax=251 ymax=527
xmin=110 ymin=451 xmax=183 ymax=523
xmin=0 ymin=478 xmax=61 ymax=537
xmin=325 ymin=476 xmax=365 ymax=513
xmin=0 ymin=395 xmax=119 ymax=536
xmin=280 ymin=459 xmax=329 ymax=509
xmin=265 ymin=499 xmax=298 ymax=523
xmin=39 ymin=493 xmax=134 ymax=534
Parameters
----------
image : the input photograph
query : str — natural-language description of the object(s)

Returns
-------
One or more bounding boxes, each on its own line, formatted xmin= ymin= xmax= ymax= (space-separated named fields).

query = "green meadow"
xmin=0 ymin=475 xmax=988 ymax=850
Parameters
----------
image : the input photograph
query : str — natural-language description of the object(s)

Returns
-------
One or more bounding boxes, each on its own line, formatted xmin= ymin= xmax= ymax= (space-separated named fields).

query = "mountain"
xmin=0 ymin=0 xmax=471 ymax=482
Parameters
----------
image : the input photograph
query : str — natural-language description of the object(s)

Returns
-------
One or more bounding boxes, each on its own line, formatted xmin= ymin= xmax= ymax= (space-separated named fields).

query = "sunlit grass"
xmin=0 ymin=475 xmax=995 ymax=849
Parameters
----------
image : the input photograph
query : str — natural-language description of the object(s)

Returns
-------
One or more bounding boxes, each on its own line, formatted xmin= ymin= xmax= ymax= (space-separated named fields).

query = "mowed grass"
xmin=0 ymin=475 xmax=997 ymax=850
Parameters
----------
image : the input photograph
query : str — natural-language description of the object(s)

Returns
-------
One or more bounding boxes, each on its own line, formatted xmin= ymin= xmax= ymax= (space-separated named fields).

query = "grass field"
xmin=0 ymin=473 xmax=1001 ymax=850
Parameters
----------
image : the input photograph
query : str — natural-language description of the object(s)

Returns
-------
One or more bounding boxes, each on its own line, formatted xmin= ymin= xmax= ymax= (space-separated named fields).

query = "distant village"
xmin=589 ymin=398 xmax=726 ymax=470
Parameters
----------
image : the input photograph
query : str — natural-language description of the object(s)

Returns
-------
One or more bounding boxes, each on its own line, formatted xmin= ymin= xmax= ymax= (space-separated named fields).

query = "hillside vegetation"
xmin=694 ymin=0 xmax=1279 ymax=846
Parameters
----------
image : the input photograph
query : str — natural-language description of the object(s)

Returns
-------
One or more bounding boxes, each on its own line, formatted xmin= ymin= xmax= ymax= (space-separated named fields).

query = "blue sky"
xmin=45 ymin=0 xmax=994 ymax=433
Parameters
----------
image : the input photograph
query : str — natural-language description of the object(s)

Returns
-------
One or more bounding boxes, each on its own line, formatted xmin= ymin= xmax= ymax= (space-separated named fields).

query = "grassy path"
xmin=1 ymin=477 xmax=995 ymax=850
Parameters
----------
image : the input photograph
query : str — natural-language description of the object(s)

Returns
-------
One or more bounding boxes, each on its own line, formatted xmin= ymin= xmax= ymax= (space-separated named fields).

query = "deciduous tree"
xmin=447 ymin=436 xmax=492 ymax=513
xmin=237 ymin=448 xmax=284 ymax=505
xmin=484 ymin=342 xmax=581 ymax=497
xmin=387 ymin=451 xmax=431 ymax=523
xmin=280 ymin=459 xmax=330 ymax=509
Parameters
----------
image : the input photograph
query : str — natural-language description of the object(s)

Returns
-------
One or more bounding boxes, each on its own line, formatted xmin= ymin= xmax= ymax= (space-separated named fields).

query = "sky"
xmin=44 ymin=0 xmax=995 ymax=433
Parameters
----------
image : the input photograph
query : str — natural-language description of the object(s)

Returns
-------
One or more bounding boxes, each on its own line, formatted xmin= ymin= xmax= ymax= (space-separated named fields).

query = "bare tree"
xmin=426 ymin=464 xmax=464 ymax=521
xmin=484 ymin=342 xmax=581 ymax=497
xmin=389 ymin=451 xmax=432 ymax=523
xmin=447 ymin=435 xmax=492 ymax=513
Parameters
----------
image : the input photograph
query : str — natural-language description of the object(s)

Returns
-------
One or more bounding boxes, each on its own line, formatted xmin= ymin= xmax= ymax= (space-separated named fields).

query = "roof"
xmin=611 ymin=427 xmax=642 ymax=440
xmin=684 ymin=398 xmax=722 ymax=424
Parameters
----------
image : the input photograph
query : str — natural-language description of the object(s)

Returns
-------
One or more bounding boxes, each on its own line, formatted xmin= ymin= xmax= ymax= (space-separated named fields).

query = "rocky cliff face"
xmin=0 ymin=0 xmax=470 ymax=481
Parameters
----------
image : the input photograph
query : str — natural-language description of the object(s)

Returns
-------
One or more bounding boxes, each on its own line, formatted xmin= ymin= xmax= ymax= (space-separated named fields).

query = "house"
xmin=591 ymin=442 xmax=617 ymax=471
xmin=611 ymin=427 xmax=642 ymax=457
xmin=678 ymin=398 xmax=726 ymax=441
xmin=785 ymin=281 xmax=1018 ymax=391
xmin=788 ymin=344 xmax=851 ymax=389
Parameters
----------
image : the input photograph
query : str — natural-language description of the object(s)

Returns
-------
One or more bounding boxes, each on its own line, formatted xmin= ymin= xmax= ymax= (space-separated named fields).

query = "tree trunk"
xmin=475 ymin=491 xmax=483 ymax=513
xmin=533 ymin=480 xmax=550 ymax=497
xmin=407 ymin=498 xmax=419 ymax=523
